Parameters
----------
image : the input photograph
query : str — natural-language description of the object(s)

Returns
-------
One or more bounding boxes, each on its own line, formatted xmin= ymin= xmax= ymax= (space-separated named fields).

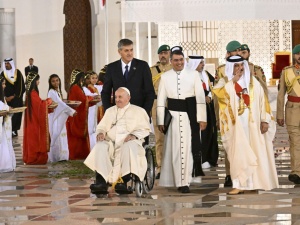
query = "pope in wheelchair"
xmin=84 ymin=87 xmax=151 ymax=195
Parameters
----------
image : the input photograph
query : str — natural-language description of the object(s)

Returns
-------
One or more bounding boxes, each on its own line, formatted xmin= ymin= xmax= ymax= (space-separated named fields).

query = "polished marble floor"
xmin=0 ymin=123 xmax=298 ymax=225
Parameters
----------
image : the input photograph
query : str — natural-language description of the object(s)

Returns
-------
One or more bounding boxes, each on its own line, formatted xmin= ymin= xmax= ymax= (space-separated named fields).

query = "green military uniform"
xmin=277 ymin=64 xmax=300 ymax=178
xmin=150 ymin=62 xmax=172 ymax=172
xmin=248 ymin=62 xmax=268 ymax=95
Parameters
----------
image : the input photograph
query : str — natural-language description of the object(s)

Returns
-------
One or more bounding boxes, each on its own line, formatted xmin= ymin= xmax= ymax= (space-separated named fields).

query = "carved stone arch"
xmin=63 ymin=0 xmax=93 ymax=92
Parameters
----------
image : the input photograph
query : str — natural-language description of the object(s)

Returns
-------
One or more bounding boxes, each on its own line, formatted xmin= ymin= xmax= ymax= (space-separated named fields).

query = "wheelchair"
xmin=94 ymin=145 xmax=155 ymax=198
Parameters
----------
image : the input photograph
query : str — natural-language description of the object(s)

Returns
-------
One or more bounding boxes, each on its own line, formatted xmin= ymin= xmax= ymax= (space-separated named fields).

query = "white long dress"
xmin=47 ymin=89 xmax=75 ymax=162
xmin=157 ymin=68 xmax=207 ymax=187
xmin=0 ymin=101 xmax=16 ymax=172
xmin=83 ymin=87 xmax=99 ymax=150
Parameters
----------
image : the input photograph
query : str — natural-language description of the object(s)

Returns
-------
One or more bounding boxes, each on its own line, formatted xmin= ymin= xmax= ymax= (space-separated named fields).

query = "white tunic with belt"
xmin=157 ymin=68 xmax=206 ymax=187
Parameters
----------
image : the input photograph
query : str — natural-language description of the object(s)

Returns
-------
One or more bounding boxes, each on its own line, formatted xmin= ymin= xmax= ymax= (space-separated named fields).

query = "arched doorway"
xmin=63 ymin=0 xmax=92 ymax=92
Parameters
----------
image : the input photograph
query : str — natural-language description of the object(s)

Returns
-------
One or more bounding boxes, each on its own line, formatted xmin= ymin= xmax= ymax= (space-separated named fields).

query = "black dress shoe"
xmin=180 ymin=186 xmax=190 ymax=193
xmin=288 ymin=174 xmax=300 ymax=184
xmin=90 ymin=183 xmax=108 ymax=193
xmin=155 ymin=172 xmax=160 ymax=179
xmin=115 ymin=183 xmax=133 ymax=194
xmin=224 ymin=175 xmax=233 ymax=187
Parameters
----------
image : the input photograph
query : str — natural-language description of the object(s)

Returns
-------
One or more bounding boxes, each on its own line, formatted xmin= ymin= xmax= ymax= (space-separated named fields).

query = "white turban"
xmin=2 ymin=58 xmax=16 ymax=83
xmin=185 ymin=56 xmax=205 ymax=70
xmin=225 ymin=55 xmax=250 ymax=90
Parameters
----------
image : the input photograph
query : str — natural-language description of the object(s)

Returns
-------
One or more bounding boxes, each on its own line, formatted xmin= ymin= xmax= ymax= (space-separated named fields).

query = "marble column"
xmin=0 ymin=8 xmax=16 ymax=66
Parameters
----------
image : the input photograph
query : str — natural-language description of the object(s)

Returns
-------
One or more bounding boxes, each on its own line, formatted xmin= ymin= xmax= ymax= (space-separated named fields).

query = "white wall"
xmin=0 ymin=0 xmax=123 ymax=98
xmin=0 ymin=0 xmax=65 ymax=98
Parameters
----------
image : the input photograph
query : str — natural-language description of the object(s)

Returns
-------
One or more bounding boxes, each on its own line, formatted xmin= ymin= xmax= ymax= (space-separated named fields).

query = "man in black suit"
xmin=24 ymin=58 xmax=38 ymax=76
xmin=101 ymin=38 xmax=155 ymax=116
xmin=1 ymin=58 xmax=25 ymax=137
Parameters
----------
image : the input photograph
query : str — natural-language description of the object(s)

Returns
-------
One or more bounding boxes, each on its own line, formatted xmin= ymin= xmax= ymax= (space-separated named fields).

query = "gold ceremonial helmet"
xmin=26 ymin=72 xmax=38 ymax=91
xmin=70 ymin=69 xmax=83 ymax=86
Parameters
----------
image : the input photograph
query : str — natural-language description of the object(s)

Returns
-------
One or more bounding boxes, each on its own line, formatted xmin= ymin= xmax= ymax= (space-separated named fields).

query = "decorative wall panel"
xmin=158 ymin=23 xmax=180 ymax=49
xmin=218 ymin=20 xmax=272 ymax=77
xmin=63 ymin=0 xmax=92 ymax=92
xmin=179 ymin=21 xmax=219 ymax=58
xmin=158 ymin=19 xmax=291 ymax=81
xmin=282 ymin=20 xmax=292 ymax=51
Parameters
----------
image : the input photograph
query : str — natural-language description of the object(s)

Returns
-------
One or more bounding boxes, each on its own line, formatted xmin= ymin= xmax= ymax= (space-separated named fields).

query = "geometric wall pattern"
xmin=179 ymin=21 xmax=219 ymax=58
xmin=158 ymin=20 xmax=291 ymax=81
xmin=218 ymin=20 xmax=272 ymax=78
xmin=219 ymin=20 xmax=291 ymax=81
xmin=158 ymin=23 xmax=180 ymax=50
xmin=282 ymin=20 xmax=292 ymax=51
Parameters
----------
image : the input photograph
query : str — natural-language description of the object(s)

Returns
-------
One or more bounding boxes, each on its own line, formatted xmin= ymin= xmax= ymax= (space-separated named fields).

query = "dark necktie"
xmin=124 ymin=65 xmax=129 ymax=81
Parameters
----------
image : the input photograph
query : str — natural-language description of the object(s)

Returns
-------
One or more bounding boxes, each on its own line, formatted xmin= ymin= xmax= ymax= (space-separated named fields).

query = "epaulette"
xmin=254 ymin=65 xmax=261 ymax=69
xmin=283 ymin=65 xmax=293 ymax=70
xmin=217 ymin=64 xmax=225 ymax=69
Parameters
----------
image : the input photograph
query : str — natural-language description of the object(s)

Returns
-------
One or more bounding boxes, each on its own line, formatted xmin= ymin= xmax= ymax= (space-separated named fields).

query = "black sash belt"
xmin=168 ymin=98 xmax=188 ymax=112
xmin=167 ymin=97 xmax=205 ymax=177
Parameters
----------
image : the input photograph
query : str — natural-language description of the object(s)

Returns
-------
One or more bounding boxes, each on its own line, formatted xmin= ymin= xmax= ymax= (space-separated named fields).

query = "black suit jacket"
xmin=25 ymin=65 xmax=38 ymax=76
xmin=101 ymin=58 xmax=155 ymax=115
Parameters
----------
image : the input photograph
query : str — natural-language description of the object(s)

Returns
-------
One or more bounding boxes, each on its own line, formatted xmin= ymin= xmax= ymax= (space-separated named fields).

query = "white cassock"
xmin=47 ymin=89 xmax=75 ymax=162
xmin=157 ymin=68 xmax=206 ymax=187
xmin=84 ymin=103 xmax=151 ymax=183
xmin=0 ymin=101 xmax=16 ymax=172
xmin=213 ymin=77 xmax=279 ymax=190
xmin=83 ymin=86 xmax=99 ymax=150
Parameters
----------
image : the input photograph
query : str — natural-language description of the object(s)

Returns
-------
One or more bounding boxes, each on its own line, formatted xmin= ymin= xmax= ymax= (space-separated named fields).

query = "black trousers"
xmin=8 ymin=97 xmax=23 ymax=131
xmin=200 ymin=101 xmax=219 ymax=166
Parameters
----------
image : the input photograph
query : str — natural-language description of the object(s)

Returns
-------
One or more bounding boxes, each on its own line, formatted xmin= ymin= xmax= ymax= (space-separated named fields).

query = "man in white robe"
xmin=157 ymin=46 xmax=207 ymax=193
xmin=84 ymin=87 xmax=151 ymax=194
xmin=213 ymin=55 xmax=279 ymax=194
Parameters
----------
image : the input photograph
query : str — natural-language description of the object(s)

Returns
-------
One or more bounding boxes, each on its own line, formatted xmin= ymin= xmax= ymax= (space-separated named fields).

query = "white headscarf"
xmin=225 ymin=55 xmax=250 ymax=91
xmin=186 ymin=56 xmax=209 ymax=91
xmin=2 ymin=58 xmax=16 ymax=83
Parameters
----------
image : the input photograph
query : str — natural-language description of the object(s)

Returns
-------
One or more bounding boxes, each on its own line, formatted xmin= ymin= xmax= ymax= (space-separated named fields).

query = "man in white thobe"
xmin=213 ymin=55 xmax=279 ymax=195
xmin=84 ymin=87 xmax=151 ymax=194
xmin=157 ymin=46 xmax=207 ymax=194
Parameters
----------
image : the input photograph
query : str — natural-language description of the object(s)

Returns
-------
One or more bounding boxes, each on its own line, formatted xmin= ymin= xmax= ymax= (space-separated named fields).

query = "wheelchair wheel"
xmin=135 ymin=180 xmax=143 ymax=197
xmin=143 ymin=147 xmax=155 ymax=193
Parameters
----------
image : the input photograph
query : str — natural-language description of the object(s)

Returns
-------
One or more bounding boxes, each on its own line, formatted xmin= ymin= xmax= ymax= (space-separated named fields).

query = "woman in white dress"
xmin=47 ymin=74 xmax=76 ymax=162
xmin=0 ymin=76 xmax=16 ymax=172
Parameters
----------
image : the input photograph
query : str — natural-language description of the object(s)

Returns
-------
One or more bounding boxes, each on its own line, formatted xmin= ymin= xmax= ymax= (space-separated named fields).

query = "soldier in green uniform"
xmin=239 ymin=44 xmax=268 ymax=95
xmin=277 ymin=44 xmax=300 ymax=184
xmin=150 ymin=44 xmax=172 ymax=179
